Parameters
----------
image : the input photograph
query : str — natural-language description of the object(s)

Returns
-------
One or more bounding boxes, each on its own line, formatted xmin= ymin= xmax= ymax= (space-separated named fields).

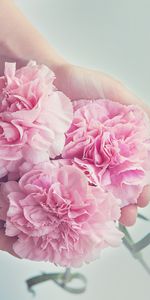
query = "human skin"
xmin=0 ymin=0 xmax=149 ymax=255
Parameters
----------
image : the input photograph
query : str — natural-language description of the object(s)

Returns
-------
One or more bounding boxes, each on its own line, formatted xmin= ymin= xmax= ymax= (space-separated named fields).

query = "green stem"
xmin=132 ymin=234 xmax=150 ymax=253
xmin=26 ymin=268 xmax=87 ymax=295
xmin=137 ymin=213 xmax=150 ymax=222
xmin=137 ymin=255 xmax=150 ymax=275
xmin=119 ymin=224 xmax=150 ymax=275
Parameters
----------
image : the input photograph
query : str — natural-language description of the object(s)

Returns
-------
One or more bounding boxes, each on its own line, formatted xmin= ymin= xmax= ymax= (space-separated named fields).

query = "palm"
xmin=55 ymin=64 xmax=150 ymax=225
xmin=54 ymin=64 xmax=149 ymax=109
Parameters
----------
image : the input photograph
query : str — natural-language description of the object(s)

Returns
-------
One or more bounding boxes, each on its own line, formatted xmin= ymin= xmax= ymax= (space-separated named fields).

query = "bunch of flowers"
xmin=0 ymin=62 xmax=149 ymax=293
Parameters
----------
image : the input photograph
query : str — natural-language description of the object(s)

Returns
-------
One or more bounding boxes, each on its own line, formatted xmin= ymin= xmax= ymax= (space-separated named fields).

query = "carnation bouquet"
xmin=0 ymin=61 xmax=149 ymax=294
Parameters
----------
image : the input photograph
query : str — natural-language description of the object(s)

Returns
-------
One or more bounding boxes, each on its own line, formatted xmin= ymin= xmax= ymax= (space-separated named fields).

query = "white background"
xmin=0 ymin=1 xmax=150 ymax=299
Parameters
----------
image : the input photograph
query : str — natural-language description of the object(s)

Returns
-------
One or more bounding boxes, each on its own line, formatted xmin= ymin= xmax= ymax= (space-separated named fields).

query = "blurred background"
xmin=0 ymin=1 xmax=149 ymax=299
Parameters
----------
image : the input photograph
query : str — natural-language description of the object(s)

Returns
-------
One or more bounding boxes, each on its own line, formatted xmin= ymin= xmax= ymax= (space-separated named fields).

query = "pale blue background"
xmin=0 ymin=1 xmax=149 ymax=299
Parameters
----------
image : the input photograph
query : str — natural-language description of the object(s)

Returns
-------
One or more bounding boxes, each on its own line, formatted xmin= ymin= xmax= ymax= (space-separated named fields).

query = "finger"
xmin=137 ymin=185 xmax=150 ymax=208
xmin=0 ymin=228 xmax=18 ymax=256
xmin=119 ymin=204 xmax=137 ymax=227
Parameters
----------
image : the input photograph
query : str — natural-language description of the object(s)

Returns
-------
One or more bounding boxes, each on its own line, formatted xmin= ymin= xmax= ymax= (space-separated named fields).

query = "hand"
xmin=54 ymin=63 xmax=150 ymax=226
xmin=0 ymin=1 xmax=149 ymax=256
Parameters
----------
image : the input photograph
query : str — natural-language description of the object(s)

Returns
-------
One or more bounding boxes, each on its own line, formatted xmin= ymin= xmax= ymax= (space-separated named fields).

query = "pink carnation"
xmin=0 ymin=61 xmax=73 ymax=179
xmin=63 ymin=99 xmax=150 ymax=207
xmin=0 ymin=163 xmax=122 ymax=267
